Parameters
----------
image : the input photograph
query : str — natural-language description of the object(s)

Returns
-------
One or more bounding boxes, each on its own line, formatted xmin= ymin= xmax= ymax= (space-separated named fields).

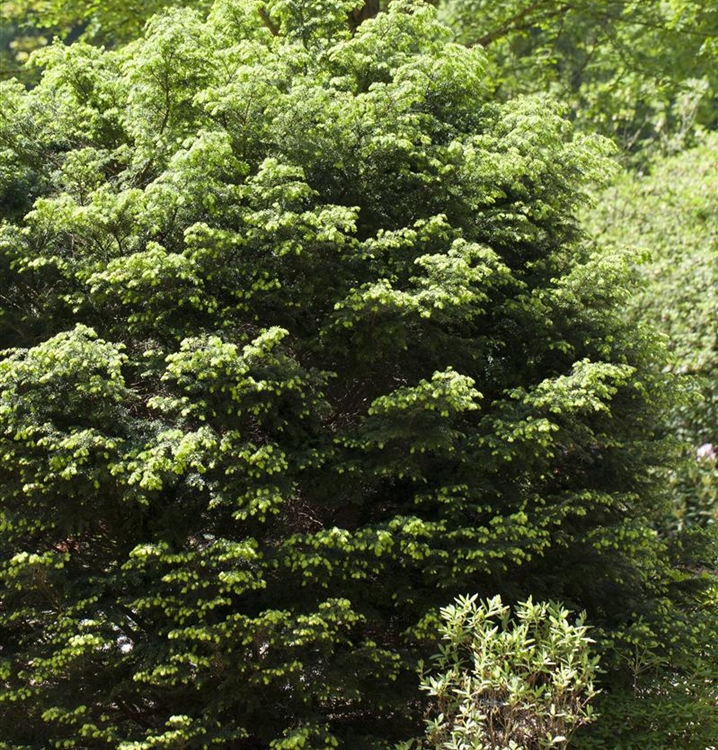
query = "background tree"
xmin=0 ymin=14 xmax=47 ymax=85
xmin=580 ymin=131 xmax=718 ymax=749
xmin=438 ymin=0 xmax=718 ymax=159
xmin=589 ymin=134 xmax=718 ymax=441
xmin=587 ymin=133 xmax=718 ymax=527
xmin=0 ymin=1 xmax=711 ymax=748
xmin=1 ymin=0 xmax=211 ymax=46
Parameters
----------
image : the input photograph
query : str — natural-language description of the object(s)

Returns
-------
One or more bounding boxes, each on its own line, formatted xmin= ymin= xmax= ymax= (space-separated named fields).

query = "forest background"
xmin=2 ymin=1 xmax=718 ymax=749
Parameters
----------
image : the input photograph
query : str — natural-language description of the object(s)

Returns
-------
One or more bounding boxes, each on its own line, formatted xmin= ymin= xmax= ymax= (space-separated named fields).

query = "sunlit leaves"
xmin=439 ymin=0 xmax=718 ymax=158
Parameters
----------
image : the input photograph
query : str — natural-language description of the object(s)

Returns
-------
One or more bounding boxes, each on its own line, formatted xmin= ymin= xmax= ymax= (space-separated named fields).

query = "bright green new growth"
xmin=0 ymin=1 xmax=707 ymax=748
xmin=417 ymin=595 xmax=599 ymax=750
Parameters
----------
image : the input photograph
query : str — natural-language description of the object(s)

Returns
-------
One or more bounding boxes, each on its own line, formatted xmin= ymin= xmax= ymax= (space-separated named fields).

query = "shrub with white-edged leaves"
xmin=415 ymin=595 xmax=599 ymax=750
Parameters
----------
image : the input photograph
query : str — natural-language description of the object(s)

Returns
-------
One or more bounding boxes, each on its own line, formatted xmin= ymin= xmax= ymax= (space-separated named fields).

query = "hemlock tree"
xmin=0 ymin=1 xmax=704 ymax=748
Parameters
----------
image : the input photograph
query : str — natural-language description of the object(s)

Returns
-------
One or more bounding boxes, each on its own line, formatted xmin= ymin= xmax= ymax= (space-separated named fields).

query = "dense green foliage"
xmin=6 ymin=0 xmax=718 ymax=156
xmin=580 ymin=129 xmax=718 ymax=750
xmin=589 ymin=134 xmax=718 ymax=442
xmin=1 ymin=0 xmax=211 ymax=44
xmin=588 ymin=134 xmax=718 ymax=533
xmin=0 ymin=1 xmax=716 ymax=748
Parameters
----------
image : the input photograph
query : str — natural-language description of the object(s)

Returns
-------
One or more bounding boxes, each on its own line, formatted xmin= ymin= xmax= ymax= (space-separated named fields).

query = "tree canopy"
xmin=1 ymin=0 xmax=210 ymax=44
xmin=439 ymin=0 xmax=718 ymax=158
xmin=5 ymin=0 xmax=718 ymax=156
xmin=0 ymin=1 xmax=714 ymax=748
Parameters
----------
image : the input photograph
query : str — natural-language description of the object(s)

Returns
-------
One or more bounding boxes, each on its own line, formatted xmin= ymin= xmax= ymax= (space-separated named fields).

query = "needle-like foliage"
xmin=0 ymin=2 xmax=702 ymax=748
